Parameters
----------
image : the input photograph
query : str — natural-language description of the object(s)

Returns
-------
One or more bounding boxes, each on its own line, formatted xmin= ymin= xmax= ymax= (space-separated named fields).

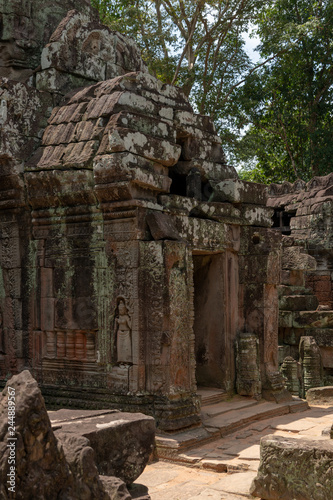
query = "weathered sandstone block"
xmin=0 ymin=0 xmax=95 ymax=81
xmin=0 ymin=79 xmax=51 ymax=162
xmin=53 ymin=410 xmax=155 ymax=484
xmin=0 ymin=370 xmax=104 ymax=499
xmin=306 ymin=386 xmax=333 ymax=404
xmin=250 ymin=434 xmax=333 ymax=500
xmin=282 ymin=246 xmax=317 ymax=271
xmin=209 ymin=179 xmax=268 ymax=205
xmin=279 ymin=294 xmax=319 ymax=311
xmin=0 ymin=371 xmax=152 ymax=499
xmin=99 ymin=127 xmax=181 ymax=166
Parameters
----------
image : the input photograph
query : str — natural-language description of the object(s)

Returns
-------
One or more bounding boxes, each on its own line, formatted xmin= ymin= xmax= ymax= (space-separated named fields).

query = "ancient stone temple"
xmin=0 ymin=0 xmax=288 ymax=430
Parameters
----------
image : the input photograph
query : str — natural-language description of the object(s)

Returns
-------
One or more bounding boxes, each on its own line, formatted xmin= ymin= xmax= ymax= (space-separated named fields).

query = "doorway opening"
xmin=193 ymin=253 xmax=226 ymax=390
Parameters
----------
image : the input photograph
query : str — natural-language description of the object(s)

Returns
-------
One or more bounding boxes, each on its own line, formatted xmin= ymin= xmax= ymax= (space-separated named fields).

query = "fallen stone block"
xmin=306 ymin=386 xmax=333 ymax=405
xmin=250 ymin=434 xmax=333 ymax=500
xmin=53 ymin=410 xmax=156 ymax=484
xmin=0 ymin=371 xmax=153 ymax=499
xmin=0 ymin=370 xmax=104 ymax=499
xmin=282 ymin=246 xmax=317 ymax=271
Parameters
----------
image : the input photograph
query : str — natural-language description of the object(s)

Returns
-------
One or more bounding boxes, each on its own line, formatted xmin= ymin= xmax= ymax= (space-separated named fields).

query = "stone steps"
xmin=155 ymin=396 xmax=309 ymax=460
xmin=203 ymin=399 xmax=308 ymax=437
xmin=197 ymin=387 xmax=228 ymax=406
xmin=155 ymin=426 xmax=220 ymax=460
xmin=201 ymin=397 xmax=259 ymax=420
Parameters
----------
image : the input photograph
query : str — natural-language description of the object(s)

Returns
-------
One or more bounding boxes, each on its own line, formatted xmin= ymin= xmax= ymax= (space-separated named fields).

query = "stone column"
xmin=280 ymin=356 xmax=302 ymax=396
xmin=299 ymin=336 xmax=322 ymax=396
xmin=236 ymin=333 xmax=262 ymax=397
xmin=75 ymin=332 xmax=85 ymax=360
xmin=56 ymin=332 xmax=66 ymax=358
xmin=66 ymin=332 xmax=75 ymax=360
xmin=45 ymin=331 xmax=56 ymax=359
xmin=86 ymin=333 xmax=96 ymax=361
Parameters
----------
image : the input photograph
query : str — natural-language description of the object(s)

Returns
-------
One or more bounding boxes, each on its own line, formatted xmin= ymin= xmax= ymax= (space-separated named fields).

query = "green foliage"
xmin=237 ymin=0 xmax=333 ymax=183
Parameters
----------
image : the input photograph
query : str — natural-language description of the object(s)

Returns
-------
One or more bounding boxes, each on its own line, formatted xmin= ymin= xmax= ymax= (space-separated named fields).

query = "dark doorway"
xmin=193 ymin=253 xmax=226 ymax=389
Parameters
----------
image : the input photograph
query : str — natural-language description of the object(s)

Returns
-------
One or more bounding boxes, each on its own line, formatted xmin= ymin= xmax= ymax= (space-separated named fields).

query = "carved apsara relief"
xmin=114 ymin=297 xmax=132 ymax=365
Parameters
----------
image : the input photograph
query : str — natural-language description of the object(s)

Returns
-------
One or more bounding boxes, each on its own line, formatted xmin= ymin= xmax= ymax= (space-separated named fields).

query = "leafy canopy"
xmin=237 ymin=0 xmax=333 ymax=183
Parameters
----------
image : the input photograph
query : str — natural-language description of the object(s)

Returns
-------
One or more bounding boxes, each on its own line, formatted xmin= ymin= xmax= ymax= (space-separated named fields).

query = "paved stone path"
xmin=136 ymin=403 xmax=333 ymax=499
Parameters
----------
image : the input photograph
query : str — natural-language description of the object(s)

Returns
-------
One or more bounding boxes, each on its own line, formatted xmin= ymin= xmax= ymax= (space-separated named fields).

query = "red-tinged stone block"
xmin=62 ymin=140 xmax=98 ymax=168
xmin=48 ymin=102 xmax=88 ymax=125
xmin=315 ymin=291 xmax=332 ymax=303
xmin=43 ymin=122 xmax=77 ymax=146
xmin=73 ymin=120 xmax=104 ymax=142
xmin=31 ymin=144 xmax=66 ymax=170
xmin=84 ymin=92 xmax=124 ymax=120
xmin=314 ymin=280 xmax=331 ymax=292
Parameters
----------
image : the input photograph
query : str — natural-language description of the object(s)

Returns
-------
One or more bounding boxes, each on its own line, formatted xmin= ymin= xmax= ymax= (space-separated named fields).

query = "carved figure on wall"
xmin=115 ymin=297 xmax=132 ymax=364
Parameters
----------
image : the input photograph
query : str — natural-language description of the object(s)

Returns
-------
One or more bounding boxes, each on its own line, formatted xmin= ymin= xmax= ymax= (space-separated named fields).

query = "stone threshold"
xmin=197 ymin=386 xmax=228 ymax=406
xmin=155 ymin=396 xmax=309 ymax=461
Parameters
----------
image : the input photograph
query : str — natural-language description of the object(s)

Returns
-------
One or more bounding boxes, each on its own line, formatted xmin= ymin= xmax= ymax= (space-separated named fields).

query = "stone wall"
xmin=269 ymin=174 xmax=333 ymax=391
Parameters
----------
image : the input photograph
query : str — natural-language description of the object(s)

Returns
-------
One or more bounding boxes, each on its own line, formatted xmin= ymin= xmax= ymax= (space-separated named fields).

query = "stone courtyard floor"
xmin=136 ymin=401 xmax=333 ymax=499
